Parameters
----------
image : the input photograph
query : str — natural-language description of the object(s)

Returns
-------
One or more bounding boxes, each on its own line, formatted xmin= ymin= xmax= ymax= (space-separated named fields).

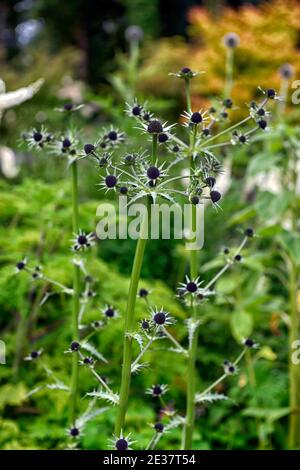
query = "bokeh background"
xmin=0 ymin=0 xmax=300 ymax=450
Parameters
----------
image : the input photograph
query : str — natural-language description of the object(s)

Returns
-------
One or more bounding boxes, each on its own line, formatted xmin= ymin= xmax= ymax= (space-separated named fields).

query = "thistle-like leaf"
xmin=185 ymin=318 xmax=201 ymax=347
xmin=86 ymin=389 xmax=119 ymax=405
xmin=195 ymin=392 xmax=229 ymax=404
xmin=131 ymin=362 xmax=149 ymax=374
xmin=126 ymin=332 xmax=144 ymax=350
xmin=165 ymin=415 xmax=186 ymax=431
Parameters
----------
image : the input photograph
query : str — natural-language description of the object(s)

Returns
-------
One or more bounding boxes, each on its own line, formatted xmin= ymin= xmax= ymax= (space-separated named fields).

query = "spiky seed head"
xmin=147 ymin=120 xmax=163 ymax=134
xmin=84 ymin=143 xmax=95 ymax=154
xmin=210 ymin=190 xmax=221 ymax=203
xmin=105 ymin=175 xmax=118 ymax=188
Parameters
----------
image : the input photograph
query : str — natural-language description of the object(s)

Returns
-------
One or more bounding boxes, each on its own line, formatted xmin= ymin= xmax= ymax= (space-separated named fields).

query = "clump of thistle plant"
xmin=19 ymin=63 xmax=272 ymax=449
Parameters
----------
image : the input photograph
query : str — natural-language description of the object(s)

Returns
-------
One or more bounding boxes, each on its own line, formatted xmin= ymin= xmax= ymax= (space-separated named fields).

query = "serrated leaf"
xmin=195 ymin=393 xmax=229 ymax=404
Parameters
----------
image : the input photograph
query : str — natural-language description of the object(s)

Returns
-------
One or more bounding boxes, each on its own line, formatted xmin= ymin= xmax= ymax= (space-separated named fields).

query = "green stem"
xmin=70 ymin=161 xmax=80 ymax=425
xmin=182 ymin=79 xmax=200 ymax=449
xmin=224 ymin=47 xmax=234 ymax=98
xmin=152 ymin=134 xmax=158 ymax=165
xmin=185 ymin=79 xmax=192 ymax=113
xmin=115 ymin=200 xmax=149 ymax=436
xmin=288 ymin=258 xmax=300 ymax=449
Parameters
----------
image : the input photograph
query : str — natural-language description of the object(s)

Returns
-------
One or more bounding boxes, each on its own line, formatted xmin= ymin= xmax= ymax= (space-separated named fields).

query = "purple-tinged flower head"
xmin=169 ymin=68 xmax=202 ymax=80
xmin=279 ymin=63 xmax=294 ymax=80
xmin=70 ymin=341 xmax=80 ymax=352
xmin=71 ymin=230 xmax=95 ymax=252
xmin=210 ymin=190 xmax=222 ymax=203
xmin=154 ymin=422 xmax=164 ymax=433
xmin=223 ymin=32 xmax=240 ymax=48
xmin=147 ymin=119 xmax=163 ymax=134
xmin=102 ymin=305 xmax=119 ymax=319
xmin=16 ymin=258 xmax=27 ymax=272
xmin=146 ymin=384 xmax=168 ymax=397
xmin=150 ymin=308 xmax=174 ymax=327
xmin=223 ymin=98 xmax=233 ymax=109
xmin=243 ymin=338 xmax=259 ymax=349
xmin=69 ymin=427 xmax=80 ymax=438
xmin=110 ymin=433 xmax=134 ymax=451
xmin=84 ymin=143 xmax=95 ymax=155
xmin=125 ymin=25 xmax=144 ymax=43
xmin=139 ymin=288 xmax=149 ymax=298
xmin=244 ymin=227 xmax=254 ymax=238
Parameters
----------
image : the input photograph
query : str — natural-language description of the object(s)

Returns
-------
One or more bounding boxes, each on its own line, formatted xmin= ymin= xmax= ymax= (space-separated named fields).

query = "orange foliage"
xmin=139 ymin=0 xmax=300 ymax=108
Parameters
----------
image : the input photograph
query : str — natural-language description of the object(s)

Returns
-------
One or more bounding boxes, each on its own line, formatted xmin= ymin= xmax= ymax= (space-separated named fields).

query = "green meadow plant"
xmin=18 ymin=67 xmax=272 ymax=449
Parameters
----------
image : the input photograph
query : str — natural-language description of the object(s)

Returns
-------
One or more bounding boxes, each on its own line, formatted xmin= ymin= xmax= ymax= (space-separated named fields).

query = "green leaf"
xmin=278 ymin=231 xmax=300 ymax=266
xmin=255 ymin=191 xmax=291 ymax=221
xmin=242 ymin=407 xmax=290 ymax=422
xmin=230 ymin=311 xmax=253 ymax=341
xmin=247 ymin=152 xmax=281 ymax=177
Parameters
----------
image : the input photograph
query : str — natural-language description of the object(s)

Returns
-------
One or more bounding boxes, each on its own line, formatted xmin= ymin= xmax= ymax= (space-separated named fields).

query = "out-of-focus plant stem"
xmin=115 ymin=134 xmax=155 ymax=436
xmin=224 ymin=47 xmax=234 ymax=98
xmin=70 ymin=160 xmax=80 ymax=425
xmin=182 ymin=78 xmax=200 ymax=450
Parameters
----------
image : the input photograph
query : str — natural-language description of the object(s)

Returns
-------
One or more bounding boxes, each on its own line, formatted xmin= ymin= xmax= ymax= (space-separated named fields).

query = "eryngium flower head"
xmin=169 ymin=68 xmax=203 ymax=79
xmin=102 ymin=305 xmax=118 ymax=319
xmin=71 ymin=230 xmax=95 ymax=251
xmin=279 ymin=63 xmax=294 ymax=80
xmin=110 ymin=432 xmax=135 ymax=450
xmin=125 ymin=25 xmax=144 ymax=43
xmin=150 ymin=308 xmax=174 ymax=327
xmin=16 ymin=257 xmax=27 ymax=273
xmin=223 ymin=32 xmax=240 ymax=48
xmin=178 ymin=276 xmax=202 ymax=296
xmin=243 ymin=338 xmax=259 ymax=349
xmin=146 ymin=384 xmax=169 ymax=397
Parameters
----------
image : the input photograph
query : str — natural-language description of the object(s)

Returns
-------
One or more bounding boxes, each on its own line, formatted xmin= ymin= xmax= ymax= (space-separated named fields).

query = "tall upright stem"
xmin=287 ymin=155 xmax=300 ymax=448
xmin=224 ymin=48 xmax=234 ymax=98
xmin=115 ymin=204 xmax=149 ymax=436
xmin=288 ymin=258 xmax=300 ymax=448
xmin=115 ymin=134 xmax=157 ymax=435
xmin=182 ymin=78 xmax=200 ymax=449
xmin=70 ymin=161 xmax=80 ymax=425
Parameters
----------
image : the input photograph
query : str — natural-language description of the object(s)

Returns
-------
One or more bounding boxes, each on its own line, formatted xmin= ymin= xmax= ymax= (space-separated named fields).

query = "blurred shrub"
xmin=138 ymin=0 xmax=300 ymax=109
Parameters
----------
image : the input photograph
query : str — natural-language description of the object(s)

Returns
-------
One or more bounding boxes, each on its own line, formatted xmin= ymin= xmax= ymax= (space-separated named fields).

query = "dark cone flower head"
xmin=147 ymin=166 xmax=160 ymax=180
xmin=191 ymin=111 xmax=202 ymax=124
xmin=258 ymin=119 xmax=267 ymax=130
xmin=151 ymin=308 xmax=173 ymax=327
xmin=116 ymin=438 xmax=128 ymax=450
xmin=223 ymin=32 xmax=240 ymax=48
xmin=84 ymin=143 xmax=95 ymax=155
xmin=33 ymin=131 xmax=43 ymax=142
xmin=190 ymin=195 xmax=199 ymax=205
xmin=244 ymin=227 xmax=254 ymax=237
xmin=70 ymin=427 xmax=80 ymax=437
xmin=146 ymin=383 xmax=168 ymax=397
xmin=70 ymin=341 xmax=80 ymax=352
xmin=139 ymin=288 xmax=149 ymax=298
xmin=279 ymin=63 xmax=294 ymax=80
xmin=205 ymin=176 xmax=216 ymax=187
xmin=186 ymin=281 xmax=198 ymax=293
xmin=147 ymin=120 xmax=163 ymax=134
xmin=105 ymin=174 xmax=118 ymax=188
xmin=154 ymin=423 xmax=164 ymax=433
xmin=210 ymin=190 xmax=222 ymax=203
xmin=30 ymin=350 xmax=39 ymax=359
xmin=158 ymin=132 xmax=169 ymax=143
xmin=153 ymin=311 xmax=166 ymax=325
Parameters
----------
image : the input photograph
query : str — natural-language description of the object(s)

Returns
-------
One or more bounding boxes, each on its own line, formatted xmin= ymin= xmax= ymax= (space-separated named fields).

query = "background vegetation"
xmin=0 ymin=0 xmax=299 ymax=450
